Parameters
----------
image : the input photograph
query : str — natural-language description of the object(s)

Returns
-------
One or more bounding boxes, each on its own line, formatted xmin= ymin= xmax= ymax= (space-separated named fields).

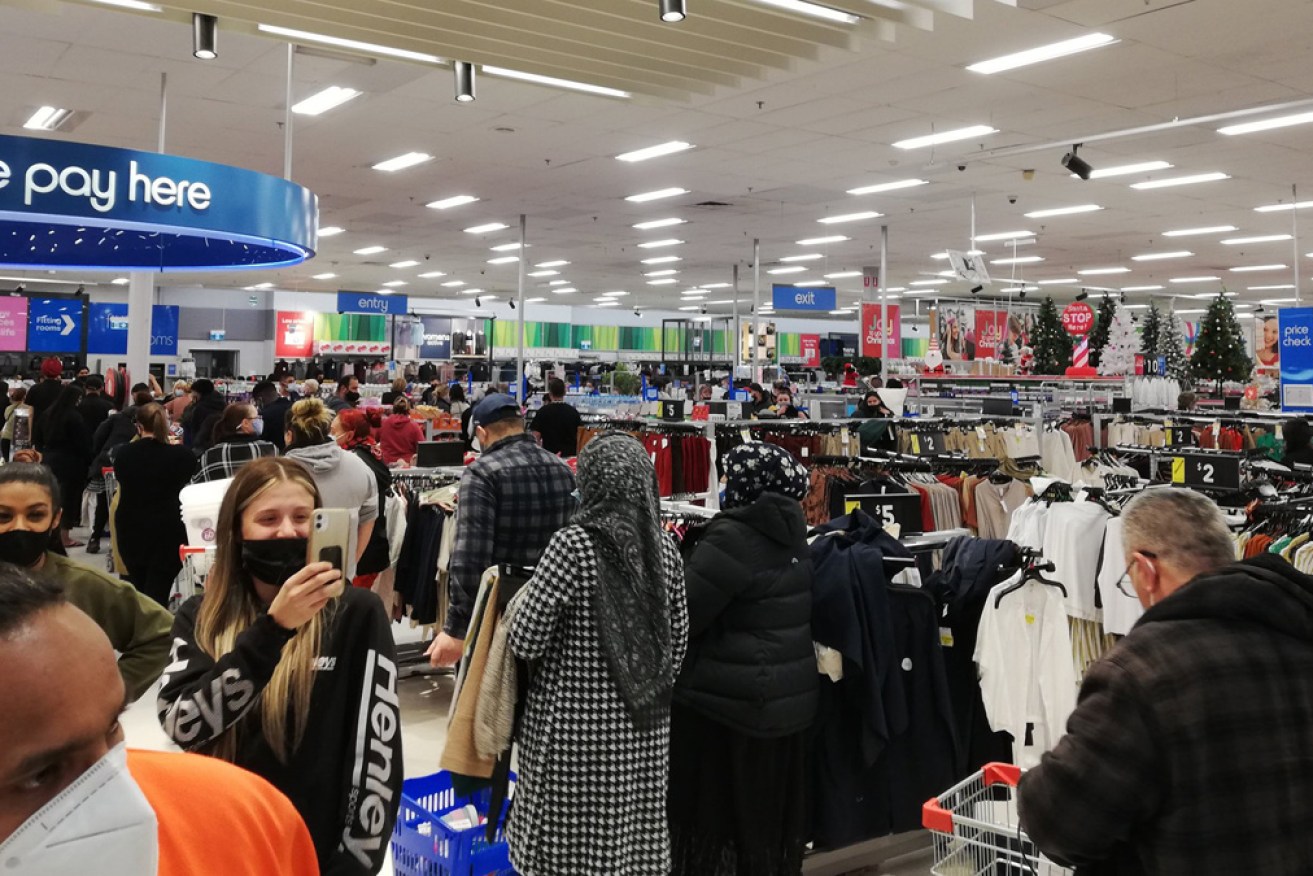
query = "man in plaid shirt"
xmin=1018 ymin=488 xmax=1313 ymax=875
xmin=427 ymin=393 xmax=576 ymax=666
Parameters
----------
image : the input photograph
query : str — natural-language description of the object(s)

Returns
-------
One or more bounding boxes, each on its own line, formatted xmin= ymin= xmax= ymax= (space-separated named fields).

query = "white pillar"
xmin=732 ymin=263 xmax=740 ymax=369
xmin=126 ymin=272 xmax=153 ymax=386
xmin=880 ymin=224 xmax=889 ymax=381
xmin=752 ymin=238 xmax=761 ymax=382
xmin=516 ymin=214 xmax=526 ymax=401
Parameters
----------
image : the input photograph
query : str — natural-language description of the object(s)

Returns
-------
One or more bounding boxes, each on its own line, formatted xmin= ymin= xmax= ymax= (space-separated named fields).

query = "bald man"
xmin=0 ymin=564 xmax=319 ymax=874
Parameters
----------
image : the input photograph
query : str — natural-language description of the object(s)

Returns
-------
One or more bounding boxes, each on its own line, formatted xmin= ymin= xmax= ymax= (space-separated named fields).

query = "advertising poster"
xmin=937 ymin=304 xmax=976 ymax=361
xmin=1255 ymin=312 xmax=1279 ymax=370
xmin=860 ymin=302 xmax=901 ymax=358
xmin=0 ymin=297 xmax=28 ymax=352
xmin=740 ymin=321 xmax=777 ymax=364
xmin=274 ymin=311 xmax=315 ymax=358
xmin=974 ymin=310 xmax=1010 ymax=358
xmin=801 ymin=334 xmax=820 ymax=367
xmin=418 ymin=315 xmax=453 ymax=359
xmin=1278 ymin=307 xmax=1313 ymax=411
xmin=27 ymin=297 xmax=83 ymax=353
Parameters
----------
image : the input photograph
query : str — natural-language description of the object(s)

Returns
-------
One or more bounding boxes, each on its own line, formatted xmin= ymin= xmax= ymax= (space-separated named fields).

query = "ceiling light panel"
xmin=490 ymin=242 xmax=523 ymax=252
xmin=483 ymin=65 xmax=630 ymax=98
xmin=798 ymin=235 xmax=849 ymax=245
xmin=465 ymin=222 xmax=509 ymax=234
xmin=1130 ymin=172 xmax=1231 ymax=189
xmin=1219 ymin=111 xmax=1313 ymax=136
xmin=967 ymin=33 xmax=1117 ymax=75
xmin=527 ymin=270 xmax=559 ymax=277
xmin=893 ymin=125 xmax=997 ymax=150
xmin=291 ymin=86 xmax=359 ymax=116
xmin=441 ymin=280 xmax=465 ymax=287
xmin=258 ymin=24 xmax=441 ymax=63
xmin=974 ymin=231 xmax=1033 ymax=242
xmin=633 ymin=218 xmax=684 ymax=230
xmin=1255 ymin=201 xmax=1313 ymax=213
xmin=1121 ymin=285 xmax=1165 ymax=292
xmin=418 ymin=271 xmax=446 ymax=278
xmin=535 ymin=260 xmax=569 ymax=268
xmin=1162 ymin=225 xmax=1236 ymax=237
xmin=846 ymin=178 xmax=928 ymax=196
xmin=23 ymin=106 xmax=73 ymax=131
xmin=353 ymin=245 xmax=387 ymax=255
xmin=645 ymin=269 xmax=678 ymax=277
xmin=1023 ymin=204 xmax=1102 ymax=219
xmin=825 ymin=271 xmax=862 ymax=279
xmin=371 ymin=152 xmax=433 ymax=172
xmin=641 ymin=255 xmax=681 ymax=264
xmin=1222 ymin=234 xmax=1292 ymax=245
xmin=427 ymin=195 xmax=478 ymax=210
xmin=1169 ymin=276 xmax=1221 ymax=283
xmin=748 ymin=0 xmax=860 ymax=25
xmin=389 ymin=260 xmax=419 ymax=268
xmin=626 ymin=187 xmax=688 ymax=203
xmin=637 ymin=239 xmax=684 ymax=249
xmin=1077 ymin=267 xmax=1130 ymax=275
xmin=1230 ymin=264 xmax=1288 ymax=272
xmin=317 ymin=226 xmax=345 ymax=237
xmin=1083 ymin=161 xmax=1172 ymax=179
xmin=818 ymin=211 xmax=882 ymax=224
xmin=780 ymin=253 xmax=823 ymax=262
xmin=487 ymin=256 xmax=519 ymax=264
xmin=1131 ymin=251 xmax=1193 ymax=261
xmin=615 ymin=141 xmax=693 ymax=162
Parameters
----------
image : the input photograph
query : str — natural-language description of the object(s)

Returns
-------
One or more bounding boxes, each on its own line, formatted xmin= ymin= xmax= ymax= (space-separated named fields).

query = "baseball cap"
xmin=472 ymin=393 xmax=520 ymax=427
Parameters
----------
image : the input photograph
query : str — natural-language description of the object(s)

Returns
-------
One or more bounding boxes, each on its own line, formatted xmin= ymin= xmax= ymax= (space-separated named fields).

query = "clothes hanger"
xmin=994 ymin=555 xmax=1067 ymax=608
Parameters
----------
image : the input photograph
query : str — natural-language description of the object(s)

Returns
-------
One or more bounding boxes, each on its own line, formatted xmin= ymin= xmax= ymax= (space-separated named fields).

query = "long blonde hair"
xmin=196 ymin=457 xmax=332 ymax=762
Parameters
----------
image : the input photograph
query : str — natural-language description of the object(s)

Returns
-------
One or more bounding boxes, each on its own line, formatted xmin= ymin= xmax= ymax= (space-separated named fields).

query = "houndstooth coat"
xmin=506 ymin=524 xmax=689 ymax=876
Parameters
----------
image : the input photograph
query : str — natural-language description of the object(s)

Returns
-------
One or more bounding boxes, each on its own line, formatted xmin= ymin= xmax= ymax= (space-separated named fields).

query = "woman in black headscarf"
xmin=854 ymin=389 xmax=893 ymax=418
xmin=669 ymin=442 xmax=818 ymax=876
xmin=507 ymin=433 xmax=689 ymax=876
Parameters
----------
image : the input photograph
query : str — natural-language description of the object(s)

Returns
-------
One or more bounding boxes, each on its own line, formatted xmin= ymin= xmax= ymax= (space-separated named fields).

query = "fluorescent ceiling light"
xmin=547 ymin=279 xmax=569 ymax=286
xmin=1261 ymin=297 xmax=1300 ymax=304
xmin=780 ymin=253 xmax=824 ymax=262
xmin=637 ymin=239 xmax=684 ymax=249
xmin=991 ymin=256 xmax=1044 ymax=265
xmin=427 ymin=195 xmax=478 ymax=210
xmin=461 ymin=288 xmax=483 ymax=295
xmin=389 ymin=260 xmax=420 ymax=269
xmin=87 ymin=0 xmax=162 ymax=9
xmin=1023 ymin=204 xmax=1102 ymax=219
xmin=825 ymin=271 xmax=862 ymax=279
xmin=748 ymin=0 xmax=860 ymax=25
xmin=967 ymin=33 xmax=1117 ymax=75
xmin=910 ymin=279 xmax=949 ymax=286
xmin=372 ymin=152 xmax=432 ymax=172
xmin=382 ymin=280 xmax=407 ymax=288
xmin=1130 ymin=172 xmax=1230 ymax=190
xmin=1255 ymin=201 xmax=1313 ymax=213
xmin=111 ymin=278 xmax=130 ymax=285
xmin=535 ymin=260 xmax=569 ymax=268
xmin=1121 ymin=285 xmax=1164 ymax=292
xmin=595 ymin=301 xmax=622 ymax=307
xmin=483 ymin=65 xmax=629 ymax=99
xmin=768 ymin=266 xmax=807 ymax=275
xmin=488 ymin=256 xmax=519 ymax=265
xmin=794 ymin=280 xmax=829 ymax=287
xmin=353 ymin=245 xmax=387 ymax=255
xmin=634 ymin=218 xmax=684 ymax=230
xmin=615 ymin=141 xmax=693 ymax=162
xmin=678 ymin=305 xmax=701 ymax=311
xmin=601 ymin=290 xmax=628 ymax=297
xmin=527 ymin=270 xmax=559 ymax=277
xmin=645 ymin=269 xmax=678 ymax=277
xmin=441 ymin=280 xmax=465 ymax=287
xmin=248 ymin=283 xmax=274 ymax=290
xmin=1083 ymin=160 xmax=1173 ymax=179
xmin=701 ymin=282 xmax=732 ymax=289
xmin=1131 ymin=251 xmax=1193 ymax=261
xmin=418 ymin=271 xmax=446 ymax=279
xmin=553 ymin=287 xmax=577 ymax=294
xmin=626 ymin=187 xmax=688 ymax=203
xmin=818 ymin=211 xmax=882 ymax=224
xmin=318 ymin=226 xmax=345 ymax=237
xmin=291 ymin=86 xmax=360 ymax=116
xmin=1169 ymin=276 xmax=1220 ymax=283
xmin=465 ymin=222 xmax=509 ymax=234
xmin=490 ymin=243 xmax=523 ymax=252
xmin=931 ymin=250 xmax=985 ymax=259
xmin=1230 ymin=264 xmax=1288 ymax=272
xmin=893 ymin=125 xmax=997 ymax=150
xmin=1162 ymin=225 xmax=1236 ymax=237
xmin=526 ymin=297 xmax=546 ymax=304
xmin=1189 ymin=291 xmax=1237 ymax=298
xmin=1000 ymin=287 xmax=1037 ymax=294
xmin=798 ymin=235 xmax=849 ymax=245
xmin=648 ymin=279 xmax=678 ymax=285
xmin=258 ymin=24 xmax=441 ymax=64
xmin=1219 ymin=111 xmax=1313 ymax=136
xmin=1222 ymin=234 xmax=1291 ymax=245
xmin=23 ymin=106 xmax=73 ymax=131
xmin=1249 ymin=284 xmax=1295 ymax=291
xmin=846 ymin=178 xmax=928 ymax=196
xmin=1174 ymin=309 xmax=1206 ymax=315
xmin=1078 ymin=267 xmax=1130 ymax=275
xmin=642 ymin=255 xmax=681 ymax=264
xmin=312 ymin=272 xmax=337 ymax=280
xmin=973 ymin=230 xmax=1033 ymax=242
xmin=1037 ymin=278 xmax=1078 ymax=285
xmin=937 ymin=270 xmax=959 ymax=277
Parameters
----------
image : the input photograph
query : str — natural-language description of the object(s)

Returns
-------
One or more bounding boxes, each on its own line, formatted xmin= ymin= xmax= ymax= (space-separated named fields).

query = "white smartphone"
xmin=308 ymin=508 xmax=351 ymax=598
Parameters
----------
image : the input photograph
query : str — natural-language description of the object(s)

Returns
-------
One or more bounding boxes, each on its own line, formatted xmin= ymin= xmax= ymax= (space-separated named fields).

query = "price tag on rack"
xmin=910 ymin=431 xmax=947 ymax=456
xmin=843 ymin=492 xmax=924 ymax=533
xmin=1169 ymin=452 xmax=1241 ymax=491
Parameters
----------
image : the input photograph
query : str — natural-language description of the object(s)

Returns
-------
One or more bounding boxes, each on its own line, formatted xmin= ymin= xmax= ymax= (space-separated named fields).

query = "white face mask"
xmin=0 ymin=743 xmax=159 ymax=876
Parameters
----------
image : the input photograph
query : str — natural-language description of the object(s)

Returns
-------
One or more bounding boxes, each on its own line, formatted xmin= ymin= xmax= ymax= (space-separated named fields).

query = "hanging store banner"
xmin=1255 ymin=312 xmax=1279 ymax=370
xmin=337 ymin=291 xmax=408 ymax=315
xmin=0 ymin=296 xmax=27 ymax=352
xmin=975 ymin=309 xmax=1010 ymax=358
xmin=937 ymin=303 xmax=976 ymax=361
xmin=801 ymin=334 xmax=821 ymax=368
xmin=1279 ymin=307 xmax=1313 ymax=412
xmin=87 ymin=303 xmax=180 ymax=356
xmin=274 ymin=311 xmax=315 ymax=358
xmin=27 ymin=297 xmax=83 ymax=353
xmin=771 ymin=284 xmax=836 ymax=312
xmin=860 ymin=302 xmax=901 ymax=358
xmin=0 ymin=133 xmax=317 ymax=271
xmin=418 ymin=315 xmax=453 ymax=359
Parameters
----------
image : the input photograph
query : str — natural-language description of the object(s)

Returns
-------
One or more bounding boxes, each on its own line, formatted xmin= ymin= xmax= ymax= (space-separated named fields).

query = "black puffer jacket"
xmin=677 ymin=492 xmax=818 ymax=738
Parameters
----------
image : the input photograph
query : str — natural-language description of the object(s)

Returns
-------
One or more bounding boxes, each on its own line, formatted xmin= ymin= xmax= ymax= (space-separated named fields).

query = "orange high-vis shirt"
xmin=127 ymin=749 xmax=321 ymax=876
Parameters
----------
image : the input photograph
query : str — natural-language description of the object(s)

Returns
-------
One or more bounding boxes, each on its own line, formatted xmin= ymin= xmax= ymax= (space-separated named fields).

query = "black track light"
xmin=1075 ymin=290 xmax=1089 ymax=302
xmin=1018 ymin=289 xmax=1027 ymax=300
xmin=1062 ymin=143 xmax=1093 ymax=180
xmin=509 ymin=299 xmax=516 ymax=310
xmin=192 ymin=13 xmax=218 ymax=61
xmin=971 ymin=285 xmax=983 ymax=295
xmin=454 ymin=61 xmax=476 ymax=103
xmin=660 ymin=0 xmax=686 ymax=22
xmin=475 ymin=297 xmax=482 ymax=308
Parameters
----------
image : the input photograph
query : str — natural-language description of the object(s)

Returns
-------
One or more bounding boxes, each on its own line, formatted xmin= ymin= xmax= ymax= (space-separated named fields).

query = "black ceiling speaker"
xmin=1062 ymin=143 xmax=1093 ymax=180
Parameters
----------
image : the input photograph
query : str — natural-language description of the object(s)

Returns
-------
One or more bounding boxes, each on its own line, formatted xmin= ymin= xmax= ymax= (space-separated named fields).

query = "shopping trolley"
xmin=922 ymin=763 xmax=1073 ymax=876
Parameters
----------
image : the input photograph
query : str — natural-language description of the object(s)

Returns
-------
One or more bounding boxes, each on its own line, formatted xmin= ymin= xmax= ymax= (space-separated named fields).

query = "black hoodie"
xmin=1018 ymin=554 xmax=1313 ymax=876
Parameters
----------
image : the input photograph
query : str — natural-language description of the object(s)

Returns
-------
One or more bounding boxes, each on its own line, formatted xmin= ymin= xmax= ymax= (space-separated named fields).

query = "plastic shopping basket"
xmin=922 ymin=763 xmax=1073 ymax=876
xmin=390 ymin=771 xmax=517 ymax=876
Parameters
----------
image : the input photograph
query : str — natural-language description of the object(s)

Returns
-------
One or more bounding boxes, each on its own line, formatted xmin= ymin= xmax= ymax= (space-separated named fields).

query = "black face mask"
xmin=240 ymin=537 xmax=308 ymax=588
xmin=0 ymin=528 xmax=52 ymax=567
xmin=345 ymin=391 xmax=361 ymax=405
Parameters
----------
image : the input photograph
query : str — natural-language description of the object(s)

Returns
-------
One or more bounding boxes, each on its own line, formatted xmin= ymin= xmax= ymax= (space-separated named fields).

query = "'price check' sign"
xmin=1169 ymin=452 xmax=1240 ymax=491
xmin=843 ymin=492 xmax=924 ymax=534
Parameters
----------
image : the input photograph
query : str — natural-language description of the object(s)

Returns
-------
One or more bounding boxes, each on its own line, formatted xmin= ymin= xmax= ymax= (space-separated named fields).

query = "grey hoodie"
xmin=286 ymin=441 xmax=379 ymax=578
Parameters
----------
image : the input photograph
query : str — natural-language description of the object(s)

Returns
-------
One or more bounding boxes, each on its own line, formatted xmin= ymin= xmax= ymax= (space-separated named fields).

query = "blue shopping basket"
xmin=390 ymin=771 xmax=517 ymax=876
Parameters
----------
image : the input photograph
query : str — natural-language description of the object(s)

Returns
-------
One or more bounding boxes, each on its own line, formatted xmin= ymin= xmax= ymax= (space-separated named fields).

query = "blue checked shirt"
xmin=446 ymin=433 xmax=577 ymax=638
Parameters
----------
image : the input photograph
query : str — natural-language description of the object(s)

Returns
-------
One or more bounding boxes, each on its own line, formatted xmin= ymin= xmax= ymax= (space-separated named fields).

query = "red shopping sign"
xmin=1061 ymin=301 xmax=1095 ymax=336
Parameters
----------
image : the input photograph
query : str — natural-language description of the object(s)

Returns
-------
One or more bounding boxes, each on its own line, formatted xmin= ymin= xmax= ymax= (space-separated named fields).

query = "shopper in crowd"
xmin=164 ymin=380 xmax=192 ymax=423
xmin=113 ymin=403 xmax=196 ymax=605
xmin=327 ymin=375 xmax=360 ymax=413
xmin=427 ymin=393 xmax=576 ymax=667
xmin=78 ymin=375 xmax=115 ymax=434
xmin=261 ymin=383 xmax=295 ymax=452
xmin=507 ymin=433 xmax=688 ymax=876
xmin=24 ymin=357 xmax=64 ymax=432
xmin=278 ymin=372 xmax=300 ymax=402
xmin=1018 ymin=488 xmax=1313 ymax=874
xmin=380 ymin=377 xmax=409 ymax=407
xmin=156 ymin=458 xmax=401 ymax=875
xmin=669 ymin=442 xmax=816 ymax=876
xmin=376 ymin=397 xmax=425 ymax=465
xmin=854 ymin=389 xmax=893 ymax=418
xmin=450 ymin=384 xmax=473 ymax=449
xmin=773 ymin=388 xmax=808 ymax=420
xmin=1281 ymin=417 xmax=1313 ymax=468
xmin=0 ymin=463 xmax=172 ymax=701
xmin=283 ymin=398 xmax=378 ymax=577
xmin=85 ymin=389 xmax=153 ymax=556
xmin=182 ymin=378 xmax=225 ymax=450
xmin=34 ymin=383 xmax=92 ymax=549
xmin=330 ymin=409 xmax=393 ymax=587
xmin=192 ymin=402 xmax=277 ymax=483
xmin=420 ymin=377 xmax=443 ymax=407
xmin=0 ymin=566 xmax=321 ymax=874
xmin=1 ymin=386 xmax=25 ymax=461
xmin=1177 ymin=391 xmax=1197 ymax=412
xmin=531 ymin=377 xmax=582 ymax=457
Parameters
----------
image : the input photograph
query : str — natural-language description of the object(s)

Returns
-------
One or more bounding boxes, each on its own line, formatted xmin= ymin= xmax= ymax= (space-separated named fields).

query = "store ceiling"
xmin=2 ymin=0 xmax=1313 ymax=321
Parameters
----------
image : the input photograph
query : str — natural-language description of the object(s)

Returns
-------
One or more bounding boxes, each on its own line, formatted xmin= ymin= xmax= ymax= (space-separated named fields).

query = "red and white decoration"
xmin=1061 ymin=301 xmax=1095 ymax=336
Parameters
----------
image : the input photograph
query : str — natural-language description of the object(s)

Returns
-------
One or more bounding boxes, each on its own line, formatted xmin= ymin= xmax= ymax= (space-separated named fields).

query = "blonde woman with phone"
xmin=157 ymin=457 xmax=401 ymax=876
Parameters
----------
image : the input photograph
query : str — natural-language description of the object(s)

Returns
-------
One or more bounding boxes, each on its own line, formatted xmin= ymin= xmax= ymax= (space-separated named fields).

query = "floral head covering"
xmin=722 ymin=442 xmax=809 ymax=510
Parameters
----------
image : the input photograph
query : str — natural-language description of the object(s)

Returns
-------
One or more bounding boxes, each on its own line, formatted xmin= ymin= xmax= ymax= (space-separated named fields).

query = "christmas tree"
xmin=1140 ymin=301 xmax=1162 ymax=364
xmin=1088 ymin=295 xmax=1117 ymax=368
xmin=1031 ymin=297 xmax=1073 ymax=375
xmin=1157 ymin=310 xmax=1191 ymax=381
xmin=999 ymin=338 xmax=1015 ymax=365
xmin=1190 ymin=294 xmax=1253 ymax=387
xmin=1097 ymin=305 xmax=1139 ymax=376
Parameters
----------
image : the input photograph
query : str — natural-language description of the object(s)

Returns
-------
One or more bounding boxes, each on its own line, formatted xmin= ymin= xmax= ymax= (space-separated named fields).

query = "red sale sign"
xmin=801 ymin=334 xmax=821 ymax=367
xmin=1062 ymin=301 xmax=1095 ymax=336
xmin=974 ymin=309 xmax=1008 ymax=357
xmin=275 ymin=311 xmax=315 ymax=358
xmin=860 ymin=303 xmax=901 ymax=357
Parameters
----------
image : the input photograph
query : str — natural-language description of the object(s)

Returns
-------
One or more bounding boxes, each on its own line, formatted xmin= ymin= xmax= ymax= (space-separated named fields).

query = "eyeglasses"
xmin=1115 ymin=550 xmax=1158 ymax=598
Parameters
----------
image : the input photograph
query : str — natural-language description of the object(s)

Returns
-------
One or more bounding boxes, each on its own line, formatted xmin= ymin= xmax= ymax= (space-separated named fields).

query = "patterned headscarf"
xmin=722 ymin=442 xmax=810 ymax=510
xmin=573 ymin=433 xmax=672 ymax=726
